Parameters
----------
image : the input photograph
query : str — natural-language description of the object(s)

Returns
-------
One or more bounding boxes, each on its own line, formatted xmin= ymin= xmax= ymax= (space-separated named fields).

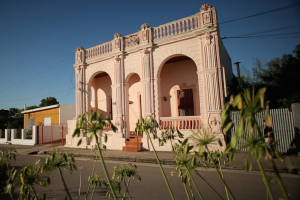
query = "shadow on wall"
xmin=290 ymin=103 xmax=300 ymax=154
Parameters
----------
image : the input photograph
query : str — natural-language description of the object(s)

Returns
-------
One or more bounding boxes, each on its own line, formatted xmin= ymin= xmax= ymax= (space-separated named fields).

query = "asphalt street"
xmin=1 ymin=154 xmax=300 ymax=200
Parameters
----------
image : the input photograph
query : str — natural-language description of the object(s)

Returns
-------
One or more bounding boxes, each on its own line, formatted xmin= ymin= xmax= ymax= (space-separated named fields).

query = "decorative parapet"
xmin=75 ymin=3 xmax=217 ymax=63
xmin=152 ymin=13 xmax=199 ymax=40
xmin=199 ymin=3 xmax=217 ymax=27
xmin=125 ymin=33 xmax=140 ymax=47
xmin=85 ymin=41 xmax=113 ymax=60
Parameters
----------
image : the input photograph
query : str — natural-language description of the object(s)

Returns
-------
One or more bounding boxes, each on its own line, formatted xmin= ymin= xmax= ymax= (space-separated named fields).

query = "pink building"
xmin=66 ymin=4 xmax=233 ymax=151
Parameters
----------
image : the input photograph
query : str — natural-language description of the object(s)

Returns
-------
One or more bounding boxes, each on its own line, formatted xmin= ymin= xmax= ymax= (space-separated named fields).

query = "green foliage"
xmin=222 ymin=87 xmax=290 ymax=200
xmin=6 ymin=158 xmax=49 ymax=200
xmin=19 ymin=165 xmax=50 ymax=199
xmin=8 ymin=108 xmax=19 ymax=117
xmin=73 ymin=111 xmax=117 ymax=200
xmin=39 ymin=96 xmax=59 ymax=107
xmin=42 ymin=148 xmax=76 ymax=174
xmin=228 ymin=44 xmax=300 ymax=109
xmin=88 ymin=172 xmax=106 ymax=199
xmin=0 ymin=148 xmax=16 ymax=175
xmin=0 ymin=116 xmax=8 ymax=129
xmin=7 ymin=120 xmax=23 ymax=130
xmin=160 ymin=127 xmax=183 ymax=152
xmin=190 ymin=127 xmax=219 ymax=155
xmin=134 ymin=115 xmax=158 ymax=137
xmin=42 ymin=148 xmax=76 ymax=200
xmin=0 ymin=159 xmax=9 ymax=193
xmin=189 ymin=127 xmax=235 ymax=200
xmin=110 ymin=163 xmax=141 ymax=200
xmin=135 ymin=115 xmax=175 ymax=200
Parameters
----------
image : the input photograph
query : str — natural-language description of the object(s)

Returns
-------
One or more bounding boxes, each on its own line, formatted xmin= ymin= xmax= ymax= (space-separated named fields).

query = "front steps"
xmin=122 ymin=136 xmax=143 ymax=152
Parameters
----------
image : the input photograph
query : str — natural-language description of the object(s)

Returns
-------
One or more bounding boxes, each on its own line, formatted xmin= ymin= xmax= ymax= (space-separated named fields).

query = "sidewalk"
xmin=1 ymin=144 xmax=300 ymax=174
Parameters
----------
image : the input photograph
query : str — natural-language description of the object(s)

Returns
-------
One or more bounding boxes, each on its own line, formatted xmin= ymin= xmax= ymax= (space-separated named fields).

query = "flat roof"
xmin=21 ymin=104 xmax=60 ymax=114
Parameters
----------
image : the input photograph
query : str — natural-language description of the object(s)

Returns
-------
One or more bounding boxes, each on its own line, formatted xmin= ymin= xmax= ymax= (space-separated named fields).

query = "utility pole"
xmin=234 ymin=62 xmax=241 ymax=78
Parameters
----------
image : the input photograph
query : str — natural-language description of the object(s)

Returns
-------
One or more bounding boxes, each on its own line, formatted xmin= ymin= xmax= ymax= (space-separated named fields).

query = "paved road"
xmin=1 ymin=154 xmax=300 ymax=200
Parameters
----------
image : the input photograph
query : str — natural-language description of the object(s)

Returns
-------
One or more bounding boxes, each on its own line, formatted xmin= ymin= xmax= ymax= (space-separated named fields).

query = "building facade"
xmin=66 ymin=4 xmax=233 ymax=151
xmin=22 ymin=104 xmax=75 ymax=129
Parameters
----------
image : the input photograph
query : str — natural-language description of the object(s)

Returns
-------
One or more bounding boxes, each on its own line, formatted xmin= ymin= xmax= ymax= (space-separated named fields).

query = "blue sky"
xmin=0 ymin=0 xmax=299 ymax=110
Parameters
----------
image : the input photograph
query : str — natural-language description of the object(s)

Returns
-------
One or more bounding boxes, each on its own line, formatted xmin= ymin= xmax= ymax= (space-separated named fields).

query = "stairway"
xmin=122 ymin=136 xmax=143 ymax=152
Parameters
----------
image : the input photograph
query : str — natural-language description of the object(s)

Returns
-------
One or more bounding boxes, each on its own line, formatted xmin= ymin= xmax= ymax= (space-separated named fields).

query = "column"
xmin=141 ymin=49 xmax=152 ymax=116
xmin=114 ymin=56 xmax=124 ymax=135
xmin=74 ymin=46 xmax=85 ymax=117
xmin=75 ymin=66 xmax=83 ymax=117
xmin=201 ymin=32 xmax=223 ymax=134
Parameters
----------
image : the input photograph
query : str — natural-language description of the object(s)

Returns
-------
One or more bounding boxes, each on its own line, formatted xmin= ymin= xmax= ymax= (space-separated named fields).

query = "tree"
xmin=39 ymin=97 xmax=59 ymax=107
xmin=7 ymin=120 xmax=23 ymax=129
xmin=252 ymin=44 xmax=300 ymax=108
xmin=9 ymin=108 xmax=19 ymax=117
xmin=0 ymin=116 xmax=8 ymax=129
xmin=227 ymin=44 xmax=300 ymax=109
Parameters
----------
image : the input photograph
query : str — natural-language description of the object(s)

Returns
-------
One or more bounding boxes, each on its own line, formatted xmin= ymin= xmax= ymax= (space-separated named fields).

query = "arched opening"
xmin=89 ymin=72 xmax=112 ymax=119
xmin=158 ymin=55 xmax=200 ymax=117
xmin=126 ymin=73 xmax=141 ymax=137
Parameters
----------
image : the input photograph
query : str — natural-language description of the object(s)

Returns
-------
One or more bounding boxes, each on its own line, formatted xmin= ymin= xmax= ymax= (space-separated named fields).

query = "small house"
xmin=22 ymin=104 xmax=75 ymax=129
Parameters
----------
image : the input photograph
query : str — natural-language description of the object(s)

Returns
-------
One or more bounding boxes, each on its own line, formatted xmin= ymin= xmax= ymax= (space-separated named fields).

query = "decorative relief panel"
xmin=202 ymin=12 xmax=212 ymax=25
xmin=208 ymin=113 xmax=221 ymax=134
xmin=114 ymin=33 xmax=122 ymax=50
xmin=76 ymin=46 xmax=84 ymax=63
xmin=141 ymin=23 xmax=149 ymax=42
xmin=125 ymin=35 xmax=140 ymax=47
xmin=204 ymin=44 xmax=217 ymax=70
xmin=205 ymin=32 xmax=211 ymax=45
xmin=205 ymin=72 xmax=221 ymax=111
xmin=200 ymin=3 xmax=212 ymax=11
xmin=200 ymin=3 xmax=213 ymax=26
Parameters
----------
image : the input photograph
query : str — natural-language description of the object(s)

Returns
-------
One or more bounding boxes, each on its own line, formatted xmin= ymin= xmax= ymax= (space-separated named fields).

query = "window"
xmin=43 ymin=117 xmax=51 ymax=126
xmin=177 ymin=89 xmax=194 ymax=116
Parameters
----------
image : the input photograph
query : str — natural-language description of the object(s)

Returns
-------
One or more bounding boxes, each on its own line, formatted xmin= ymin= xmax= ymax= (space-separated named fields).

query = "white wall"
xmin=60 ymin=104 xmax=76 ymax=125
xmin=9 ymin=127 xmax=37 ymax=145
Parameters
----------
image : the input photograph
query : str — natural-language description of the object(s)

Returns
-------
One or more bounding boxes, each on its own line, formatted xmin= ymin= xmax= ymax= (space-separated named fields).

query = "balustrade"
xmin=159 ymin=116 xmax=201 ymax=130
xmin=81 ymin=12 xmax=203 ymax=61
xmin=152 ymin=14 xmax=199 ymax=40
xmin=85 ymin=42 xmax=113 ymax=60
xmin=103 ymin=121 xmax=113 ymax=131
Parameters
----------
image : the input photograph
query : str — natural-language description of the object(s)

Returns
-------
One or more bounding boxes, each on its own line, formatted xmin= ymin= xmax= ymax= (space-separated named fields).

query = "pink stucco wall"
xmin=69 ymin=4 xmax=232 ymax=151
